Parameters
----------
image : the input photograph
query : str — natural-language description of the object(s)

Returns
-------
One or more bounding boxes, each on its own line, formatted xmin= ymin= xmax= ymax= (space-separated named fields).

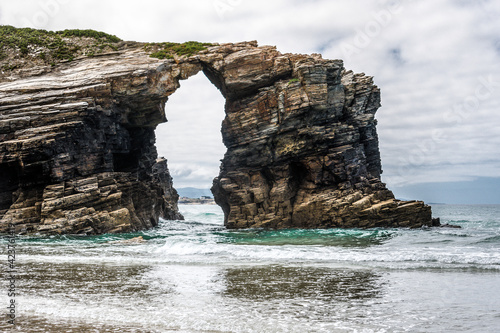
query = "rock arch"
xmin=0 ymin=41 xmax=433 ymax=234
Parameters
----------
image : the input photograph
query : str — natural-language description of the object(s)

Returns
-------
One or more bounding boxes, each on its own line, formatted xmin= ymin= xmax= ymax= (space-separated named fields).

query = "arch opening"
xmin=155 ymin=72 xmax=226 ymax=200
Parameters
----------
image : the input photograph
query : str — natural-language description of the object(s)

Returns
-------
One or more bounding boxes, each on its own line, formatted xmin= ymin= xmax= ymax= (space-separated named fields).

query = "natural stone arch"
xmin=0 ymin=41 xmax=433 ymax=234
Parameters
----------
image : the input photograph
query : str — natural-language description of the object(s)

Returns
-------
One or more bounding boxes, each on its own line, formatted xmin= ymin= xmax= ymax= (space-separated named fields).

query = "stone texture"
xmin=0 ymin=48 xmax=187 ymax=234
xmin=210 ymin=52 xmax=433 ymax=229
xmin=0 ymin=40 xmax=435 ymax=234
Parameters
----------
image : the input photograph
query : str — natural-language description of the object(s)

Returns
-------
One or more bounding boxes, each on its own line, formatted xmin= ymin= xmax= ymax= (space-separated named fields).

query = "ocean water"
xmin=1 ymin=204 xmax=500 ymax=332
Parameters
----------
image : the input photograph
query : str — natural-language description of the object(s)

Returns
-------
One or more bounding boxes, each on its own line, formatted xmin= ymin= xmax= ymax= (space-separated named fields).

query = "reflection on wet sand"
xmin=12 ymin=261 xmax=385 ymax=332
xmin=18 ymin=261 xmax=155 ymax=301
xmin=222 ymin=265 xmax=383 ymax=302
xmin=8 ymin=261 xmax=166 ymax=332
xmin=0 ymin=316 xmax=155 ymax=333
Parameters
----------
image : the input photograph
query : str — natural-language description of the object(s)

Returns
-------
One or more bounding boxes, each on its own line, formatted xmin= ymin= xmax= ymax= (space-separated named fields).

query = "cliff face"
xmin=208 ymin=48 xmax=432 ymax=229
xmin=0 ymin=35 xmax=433 ymax=234
xmin=0 ymin=45 xmax=189 ymax=234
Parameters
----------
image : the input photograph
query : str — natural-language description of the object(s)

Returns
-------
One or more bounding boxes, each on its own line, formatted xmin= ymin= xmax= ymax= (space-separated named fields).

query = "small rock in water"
xmin=440 ymin=224 xmax=462 ymax=229
xmin=432 ymin=217 xmax=441 ymax=226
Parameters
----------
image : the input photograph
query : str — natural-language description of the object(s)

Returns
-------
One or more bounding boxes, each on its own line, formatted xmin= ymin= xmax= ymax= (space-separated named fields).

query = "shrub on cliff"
xmin=145 ymin=41 xmax=214 ymax=59
xmin=0 ymin=25 xmax=122 ymax=72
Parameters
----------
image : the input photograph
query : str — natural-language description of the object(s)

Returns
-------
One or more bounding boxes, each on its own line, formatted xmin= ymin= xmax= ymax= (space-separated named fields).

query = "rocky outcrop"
xmin=0 ymin=45 xmax=189 ymax=234
xmin=209 ymin=50 xmax=432 ymax=229
xmin=0 ymin=32 xmax=434 ymax=234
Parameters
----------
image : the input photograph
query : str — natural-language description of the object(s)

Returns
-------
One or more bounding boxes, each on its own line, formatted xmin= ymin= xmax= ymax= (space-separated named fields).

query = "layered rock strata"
xmin=0 ymin=39 xmax=434 ymax=234
xmin=209 ymin=50 xmax=432 ymax=229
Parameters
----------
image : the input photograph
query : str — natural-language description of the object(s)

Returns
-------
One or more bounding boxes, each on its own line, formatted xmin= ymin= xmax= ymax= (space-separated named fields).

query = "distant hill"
xmin=176 ymin=187 xmax=213 ymax=198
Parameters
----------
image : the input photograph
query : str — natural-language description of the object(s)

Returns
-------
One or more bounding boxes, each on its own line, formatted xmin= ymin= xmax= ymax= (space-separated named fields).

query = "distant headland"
xmin=178 ymin=197 xmax=216 ymax=205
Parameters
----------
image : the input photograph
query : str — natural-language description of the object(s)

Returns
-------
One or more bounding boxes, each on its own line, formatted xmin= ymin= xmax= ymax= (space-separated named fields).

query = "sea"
xmin=1 ymin=204 xmax=499 ymax=332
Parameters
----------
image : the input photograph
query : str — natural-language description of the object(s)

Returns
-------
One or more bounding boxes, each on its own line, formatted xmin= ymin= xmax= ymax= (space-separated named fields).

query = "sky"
xmin=1 ymin=0 xmax=499 ymax=203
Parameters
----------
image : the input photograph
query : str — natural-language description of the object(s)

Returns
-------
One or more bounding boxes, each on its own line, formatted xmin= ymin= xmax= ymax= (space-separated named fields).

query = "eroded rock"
xmin=0 ymin=37 xmax=434 ymax=234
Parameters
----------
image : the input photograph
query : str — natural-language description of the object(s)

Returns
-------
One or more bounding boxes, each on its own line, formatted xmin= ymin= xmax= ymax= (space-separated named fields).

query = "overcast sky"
xmin=1 ymin=0 xmax=499 ymax=203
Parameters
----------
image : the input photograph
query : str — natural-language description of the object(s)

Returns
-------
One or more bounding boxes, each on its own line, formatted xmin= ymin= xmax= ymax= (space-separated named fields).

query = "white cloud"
xmin=155 ymin=73 xmax=226 ymax=188
xmin=1 ymin=0 xmax=499 ymax=192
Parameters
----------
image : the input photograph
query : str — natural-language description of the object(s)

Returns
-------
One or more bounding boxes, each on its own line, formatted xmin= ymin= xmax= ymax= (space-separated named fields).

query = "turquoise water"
xmin=1 ymin=204 xmax=500 ymax=332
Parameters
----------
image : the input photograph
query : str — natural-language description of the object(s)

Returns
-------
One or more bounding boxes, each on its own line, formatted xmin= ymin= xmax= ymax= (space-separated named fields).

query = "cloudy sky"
xmin=1 ymin=0 xmax=499 ymax=203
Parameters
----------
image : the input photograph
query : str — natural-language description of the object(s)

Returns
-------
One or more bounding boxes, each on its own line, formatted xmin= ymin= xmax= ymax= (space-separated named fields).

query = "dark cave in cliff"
xmin=0 ymin=163 xmax=19 ymax=211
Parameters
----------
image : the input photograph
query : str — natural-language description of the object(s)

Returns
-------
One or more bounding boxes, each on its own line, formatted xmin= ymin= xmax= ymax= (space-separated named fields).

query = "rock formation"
xmin=0 ymin=28 xmax=435 ymax=234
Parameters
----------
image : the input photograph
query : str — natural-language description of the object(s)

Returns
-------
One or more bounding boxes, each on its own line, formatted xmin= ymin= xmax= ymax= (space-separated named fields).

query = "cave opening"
xmin=113 ymin=151 xmax=138 ymax=173
xmin=113 ymin=127 xmax=157 ymax=181
xmin=154 ymin=72 xmax=226 ymax=199
xmin=0 ymin=162 xmax=19 ymax=213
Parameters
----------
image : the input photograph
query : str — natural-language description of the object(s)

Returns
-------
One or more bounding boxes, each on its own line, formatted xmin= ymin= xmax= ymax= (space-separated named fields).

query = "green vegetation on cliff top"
xmin=144 ymin=41 xmax=214 ymax=59
xmin=0 ymin=26 xmax=214 ymax=80
xmin=0 ymin=25 xmax=121 ymax=62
